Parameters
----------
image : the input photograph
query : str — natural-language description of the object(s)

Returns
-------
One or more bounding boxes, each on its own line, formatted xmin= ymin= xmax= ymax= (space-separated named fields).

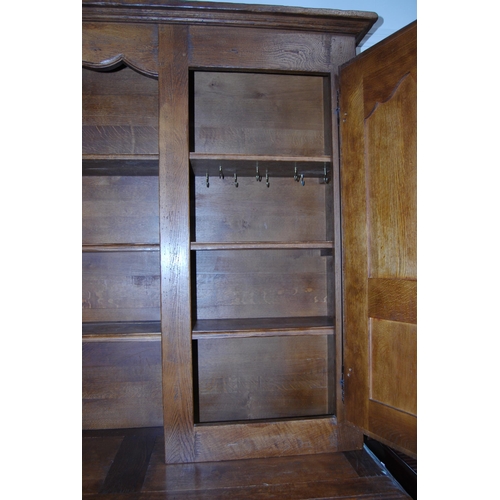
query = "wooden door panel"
xmin=340 ymin=21 xmax=417 ymax=458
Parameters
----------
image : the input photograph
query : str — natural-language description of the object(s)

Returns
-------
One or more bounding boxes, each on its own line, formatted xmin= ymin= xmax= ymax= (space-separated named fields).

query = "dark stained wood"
xmin=189 ymin=154 xmax=331 ymax=178
xmin=83 ymin=428 xmax=411 ymax=498
xmin=83 ymin=1 xmax=378 ymax=43
xmin=82 ymin=341 xmax=163 ymax=429
xmin=83 ymin=434 xmax=124 ymax=493
xmin=82 ymin=251 xmax=160 ymax=323
xmin=193 ymin=72 xmax=329 ymax=156
xmin=99 ymin=428 xmax=162 ymax=494
xmin=82 ymin=176 xmax=159 ymax=245
xmin=192 ymin=176 xmax=330 ymax=244
xmin=196 ymin=335 xmax=330 ymax=422
xmin=340 ymin=21 xmax=417 ymax=459
xmin=82 ymin=67 xmax=158 ymax=155
xmin=83 ymin=22 xmax=159 ymax=76
xmin=82 ymin=0 xmax=416 ymax=471
xmin=190 ymin=26 xmax=351 ymax=73
xmin=192 ymin=316 xmax=333 ymax=339
xmin=158 ymin=24 xmax=194 ymax=464
xmin=193 ymin=249 xmax=330 ymax=320
xmin=83 ymin=156 xmax=159 ymax=176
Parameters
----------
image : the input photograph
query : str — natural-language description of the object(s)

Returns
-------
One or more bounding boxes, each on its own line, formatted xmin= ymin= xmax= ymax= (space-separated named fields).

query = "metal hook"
xmin=219 ymin=165 xmax=224 ymax=179
xmin=234 ymin=172 xmax=238 ymax=188
xmin=256 ymin=163 xmax=261 ymax=182
xmin=294 ymin=164 xmax=299 ymax=182
xmin=323 ymin=164 xmax=329 ymax=184
xmin=265 ymin=170 xmax=269 ymax=188
xmin=300 ymin=173 xmax=305 ymax=186
xmin=206 ymin=172 xmax=209 ymax=188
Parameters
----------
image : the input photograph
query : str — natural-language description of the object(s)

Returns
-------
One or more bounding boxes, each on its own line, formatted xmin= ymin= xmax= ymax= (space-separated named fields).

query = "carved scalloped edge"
xmin=82 ymin=55 xmax=158 ymax=77
xmin=365 ymin=72 xmax=414 ymax=121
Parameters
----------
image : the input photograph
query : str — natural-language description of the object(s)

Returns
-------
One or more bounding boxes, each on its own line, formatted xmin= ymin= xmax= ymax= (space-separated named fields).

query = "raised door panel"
xmin=340 ymin=21 xmax=417 ymax=458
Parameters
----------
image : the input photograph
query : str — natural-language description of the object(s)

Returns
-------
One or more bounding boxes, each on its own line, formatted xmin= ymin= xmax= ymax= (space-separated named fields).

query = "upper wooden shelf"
xmin=82 ymin=155 xmax=159 ymax=176
xmin=192 ymin=316 xmax=334 ymax=339
xmin=189 ymin=154 xmax=331 ymax=179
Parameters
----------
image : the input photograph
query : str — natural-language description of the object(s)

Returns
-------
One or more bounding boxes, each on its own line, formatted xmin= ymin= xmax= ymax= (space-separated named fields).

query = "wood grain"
xmin=82 ymin=251 xmax=160 ymax=323
xmin=192 ymin=175 xmax=330 ymax=243
xmin=190 ymin=26 xmax=353 ymax=73
xmin=193 ymin=72 xmax=328 ymax=156
xmin=370 ymin=319 xmax=417 ymax=415
xmin=340 ymin=21 xmax=417 ymax=458
xmin=193 ymin=249 xmax=330 ymax=320
xmin=366 ymin=73 xmax=417 ymax=279
xmin=83 ymin=1 xmax=378 ymax=43
xmin=83 ymin=176 xmax=159 ymax=245
xmin=83 ymin=22 xmax=158 ymax=76
xmin=158 ymin=24 xmax=194 ymax=464
xmin=82 ymin=340 xmax=162 ymax=429
xmin=368 ymin=278 xmax=416 ymax=323
xmin=194 ymin=417 xmax=340 ymax=462
xmin=82 ymin=66 xmax=158 ymax=155
xmin=196 ymin=335 xmax=330 ymax=422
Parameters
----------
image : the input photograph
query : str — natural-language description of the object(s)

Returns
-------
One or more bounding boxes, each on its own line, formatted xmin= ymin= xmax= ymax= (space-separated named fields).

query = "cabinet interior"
xmin=189 ymin=70 xmax=337 ymax=423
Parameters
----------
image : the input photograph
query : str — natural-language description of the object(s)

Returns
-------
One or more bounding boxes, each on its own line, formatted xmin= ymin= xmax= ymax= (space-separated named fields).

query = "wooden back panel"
xmin=83 ymin=176 xmax=159 ymax=245
xmin=196 ymin=335 xmax=330 ymax=422
xmin=82 ymin=66 xmax=158 ymax=155
xmin=193 ymin=72 xmax=330 ymax=156
xmin=193 ymin=249 xmax=330 ymax=320
xmin=82 ymin=340 xmax=162 ymax=429
xmin=192 ymin=176 xmax=330 ymax=243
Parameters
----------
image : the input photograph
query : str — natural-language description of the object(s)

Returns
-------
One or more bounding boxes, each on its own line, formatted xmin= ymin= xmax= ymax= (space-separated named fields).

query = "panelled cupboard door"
xmin=340 ymin=21 xmax=417 ymax=459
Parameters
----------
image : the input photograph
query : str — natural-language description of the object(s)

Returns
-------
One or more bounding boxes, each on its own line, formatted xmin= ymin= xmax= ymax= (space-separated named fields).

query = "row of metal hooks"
xmin=205 ymin=165 xmax=329 ymax=188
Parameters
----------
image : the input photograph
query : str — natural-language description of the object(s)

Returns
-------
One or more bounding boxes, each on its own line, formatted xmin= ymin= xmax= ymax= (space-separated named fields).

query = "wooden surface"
xmin=158 ymin=24 xmax=195 ymax=464
xmin=82 ymin=341 xmax=163 ymax=429
xmin=196 ymin=335 xmax=330 ymax=422
xmin=82 ymin=67 xmax=158 ymax=155
xmin=82 ymin=0 xmax=378 ymax=44
xmin=193 ymin=72 xmax=328 ymax=156
xmin=83 ymin=22 xmax=159 ymax=76
xmin=83 ymin=427 xmax=412 ymax=499
xmin=340 ymin=21 xmax=417 ymax=458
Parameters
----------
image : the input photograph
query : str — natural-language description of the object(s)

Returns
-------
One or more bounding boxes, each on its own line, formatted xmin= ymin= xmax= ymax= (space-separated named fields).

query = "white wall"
xmin=196 ymin=0 xmax=417 ymax=51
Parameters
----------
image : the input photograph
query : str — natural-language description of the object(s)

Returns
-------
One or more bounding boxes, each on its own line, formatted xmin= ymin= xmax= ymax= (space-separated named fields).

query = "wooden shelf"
xmin=82 ymin=321 xmax=161 ymax=341
xmin=83 ymin=244 xmax=160 ymax=253
xmin=189 ymin=153 xmax=331 ymax=179
xmin=82 ymin=154 xmax=159 ymax=176
xmin=192 ymin=316 xmax=334 ymax=339
xmin=191 ymin=241 xmax=333 ymax=251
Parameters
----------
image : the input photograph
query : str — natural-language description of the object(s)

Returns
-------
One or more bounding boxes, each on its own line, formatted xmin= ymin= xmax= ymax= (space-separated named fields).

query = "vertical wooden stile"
xmin=158 ymin=24 xmax=194 ymax=464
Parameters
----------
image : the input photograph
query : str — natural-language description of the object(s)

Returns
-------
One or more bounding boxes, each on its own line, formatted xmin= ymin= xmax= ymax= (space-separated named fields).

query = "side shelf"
xmin=82 ymin=65 xmax=161 ymax=430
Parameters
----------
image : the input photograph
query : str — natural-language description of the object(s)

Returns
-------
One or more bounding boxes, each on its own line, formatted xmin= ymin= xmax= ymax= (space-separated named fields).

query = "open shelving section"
xmin=82 ymin=65 xmax=162 ymax=429
xmin=188 ymin=69 xmax=336 ymax=424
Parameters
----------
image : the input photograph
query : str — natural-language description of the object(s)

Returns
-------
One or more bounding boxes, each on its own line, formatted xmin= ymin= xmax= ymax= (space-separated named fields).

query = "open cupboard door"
xmin=339 ymin=21 xmax=417 ymax=458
